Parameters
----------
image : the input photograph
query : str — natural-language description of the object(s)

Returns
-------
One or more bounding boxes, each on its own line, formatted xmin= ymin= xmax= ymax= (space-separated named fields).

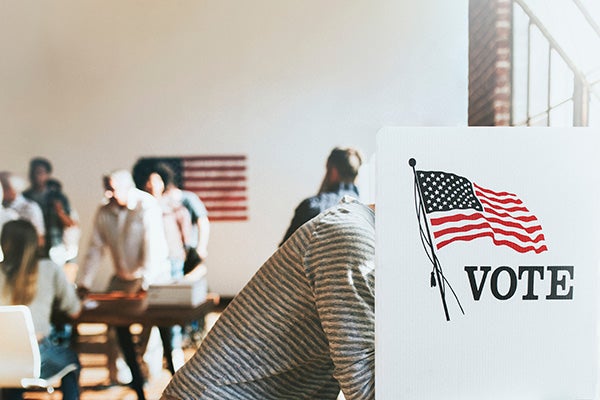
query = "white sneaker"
xmin=171 ymin=348 xmax=185 ymax=371
xmin=116 ymin=357 xmax=132 ymax=384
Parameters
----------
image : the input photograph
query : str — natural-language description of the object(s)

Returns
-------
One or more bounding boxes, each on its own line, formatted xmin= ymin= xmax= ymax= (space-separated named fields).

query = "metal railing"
xmin=512 ymin=0 xmax=591 ymax=126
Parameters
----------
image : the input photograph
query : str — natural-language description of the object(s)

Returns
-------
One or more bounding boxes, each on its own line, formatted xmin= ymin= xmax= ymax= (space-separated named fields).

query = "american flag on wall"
xmin=136 ymin=155 xmax=248 ymax=222
xmin=415 ymin=170 xmax=547 ymax=254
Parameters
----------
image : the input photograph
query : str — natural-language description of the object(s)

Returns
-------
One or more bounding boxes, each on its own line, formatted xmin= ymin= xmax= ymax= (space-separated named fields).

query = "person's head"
xmin=103 ymin=170 xmax=135 ymax=207
xmin=28 ymin=157 xmax=53 ymax=189
xmin=0 ymin=172 xmax=26 ymax=206
xmin=0 ymin=219 xmax=39 ymax=305
xmin=320 ymin=147 xmax=363 ymax=193
xmin=145 ymin=162 xmax=178 ymax=196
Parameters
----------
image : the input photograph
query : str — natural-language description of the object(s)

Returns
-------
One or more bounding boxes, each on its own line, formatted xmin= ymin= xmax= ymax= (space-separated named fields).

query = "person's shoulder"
xmin=306 ymin=197 xmax=374 ymax=238
xmin=315 ymin=196 xmax=375 ymax=230
xmin=129 ymin=188 xmax=159 ymax=209
xmin=181 ymin=190 xmax=207 ymax=209
xmin=296 ymin=193 xmax=324 ymax=212
xmin=302 ymin=190 xmax=351 ymax=214
xmin=0 ymin=207 xmax=18 ymax=223
xmin=22 ymin=188 xmax=34 ymax=198
xmin=19 ymin=196 xmax=43 ymax=213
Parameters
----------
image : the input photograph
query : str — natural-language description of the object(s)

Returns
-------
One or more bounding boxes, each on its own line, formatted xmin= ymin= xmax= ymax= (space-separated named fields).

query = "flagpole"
xmin=409 ymin=158 xmax=451 ymax=321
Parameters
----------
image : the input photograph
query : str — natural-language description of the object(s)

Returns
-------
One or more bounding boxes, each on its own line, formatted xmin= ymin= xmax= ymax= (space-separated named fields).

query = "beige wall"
xmin=0 ymin=0 xmax=467 ymax=295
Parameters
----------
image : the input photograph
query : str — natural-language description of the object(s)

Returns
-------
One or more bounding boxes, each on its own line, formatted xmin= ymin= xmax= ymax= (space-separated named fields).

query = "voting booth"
xmin=376 ymin=127 xmax=600 ymax=399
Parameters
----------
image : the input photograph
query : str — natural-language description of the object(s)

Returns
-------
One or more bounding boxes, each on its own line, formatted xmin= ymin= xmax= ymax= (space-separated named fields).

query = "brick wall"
xmin=469 ymin=0 xmax=512 ymax=126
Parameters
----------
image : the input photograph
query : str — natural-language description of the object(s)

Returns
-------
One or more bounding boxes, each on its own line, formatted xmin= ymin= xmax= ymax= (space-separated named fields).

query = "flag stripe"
xmin=473 ymin=183 xmax=516 ymax=198
xmin=184 ymin=166 xmax=247 ymax=172
xmin=183 ymin=185 xmax=247 ymax=192
xmin=206 ymin=206 xmax=248 ymax=212
xmin=430 ymin=212 xmax=543 ymax=234
xmin=201 ymin=196 xmax=248 ymax=202
xmin=182 ymin=155 xmax=246 ymax=162
xmin=481 ymin=206 xmax=539 ymax=222
xmin=184 ymin=176 xmax=246 ymax=182
xmin=437 ymin=231 xmax=548 ymax=253
xmin=433 ymin=221 xmax=546 ymax=243
xmin=475 ymin=190 xmax=524 ymax=206
xmin=209 ymin=216 xmax=249 ymax=222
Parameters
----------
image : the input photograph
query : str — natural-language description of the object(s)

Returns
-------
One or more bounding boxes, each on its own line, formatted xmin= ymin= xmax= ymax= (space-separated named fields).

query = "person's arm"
xmin=306 ymin=214 xmax=375 ymax=400
xmin=54 ymin=197 xmax=76 ymax=228
xmin=195 ymin=215 xmax=210 ymax=260
xmin=52 ymin=261 xmax=82 ymax=319
xmin=77 ymin=209 xmax=105 ymax=291
xmin=182 ymin=192 xmax=210 ymax=260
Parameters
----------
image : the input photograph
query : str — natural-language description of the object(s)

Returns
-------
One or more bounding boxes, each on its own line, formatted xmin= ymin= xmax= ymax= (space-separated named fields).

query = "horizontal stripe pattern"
xmin=162 ymin=198 xmax=375 ymax=400
xmin=416 ymin=170 xmax=547 ymax=253
xmin=182 ymin=156 xmax=248 ymax=222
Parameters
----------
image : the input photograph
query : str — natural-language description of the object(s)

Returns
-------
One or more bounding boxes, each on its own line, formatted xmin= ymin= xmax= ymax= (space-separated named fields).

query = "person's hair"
xmin=28 ymin=157 xmax=53 ymax=183
xmin=0 ymin=219 xmax=39 ymax=305
xmin=132 ymin=159 xmax=155 ymax=190
xmin=132 ymin=159 xmax=179 ymax=190
xmin=326 ymin=147 xmax=363 ymax=182
xmin=152 ymin=162 xmax=176 ymax=188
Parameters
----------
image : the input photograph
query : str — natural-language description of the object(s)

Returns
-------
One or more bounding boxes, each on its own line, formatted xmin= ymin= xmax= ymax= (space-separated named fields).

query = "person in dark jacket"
xmin=280 ymin=146 xmax=362 ymax=245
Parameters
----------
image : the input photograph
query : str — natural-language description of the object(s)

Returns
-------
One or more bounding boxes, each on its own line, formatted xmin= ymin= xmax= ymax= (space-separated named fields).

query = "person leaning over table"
xmin=0 ymin=219 xmax=82 ymax=400
xmin=161 ymin=196 xmax=374 ymax=400
xmin=75 ymin=169 xmax=172 ymax=400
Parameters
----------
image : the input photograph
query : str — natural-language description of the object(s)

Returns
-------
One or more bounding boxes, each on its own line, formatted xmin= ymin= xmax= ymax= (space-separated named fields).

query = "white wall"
xmin=0 ymin=0 xmax=467 ymax=296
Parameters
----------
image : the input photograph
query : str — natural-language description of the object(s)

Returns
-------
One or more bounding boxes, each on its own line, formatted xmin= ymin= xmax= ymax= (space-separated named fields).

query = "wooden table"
xmin=78 ymin=292 xmax=220 ymax=326
xmin=71 ymin=292 xmax=220 ymax=391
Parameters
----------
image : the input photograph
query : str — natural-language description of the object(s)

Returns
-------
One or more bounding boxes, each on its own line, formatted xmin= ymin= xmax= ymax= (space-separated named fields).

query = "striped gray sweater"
xmin=162 ymin=197 xmax=375 ymax=400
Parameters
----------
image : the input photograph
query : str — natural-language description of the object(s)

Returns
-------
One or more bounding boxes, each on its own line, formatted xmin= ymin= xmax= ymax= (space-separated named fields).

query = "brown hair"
xmin=1 ymin=220 xmax=39 ymax=305
xmin=326 ymin=147 xmax=362 ymax=182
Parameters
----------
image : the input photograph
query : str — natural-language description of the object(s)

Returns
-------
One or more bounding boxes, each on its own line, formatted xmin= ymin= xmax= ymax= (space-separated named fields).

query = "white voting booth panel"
xmin=376 ymin=127 xmax=600 ymax=400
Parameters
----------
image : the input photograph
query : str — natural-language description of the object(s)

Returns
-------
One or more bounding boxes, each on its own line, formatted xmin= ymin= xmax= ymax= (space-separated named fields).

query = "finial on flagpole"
xmin=409 ymin=158 xmax=416 ymax=167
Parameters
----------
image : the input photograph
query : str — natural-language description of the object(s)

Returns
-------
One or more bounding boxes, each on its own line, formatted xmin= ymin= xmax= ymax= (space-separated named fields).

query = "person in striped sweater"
xmin=161 ymin=196 xmax=374 ymax=400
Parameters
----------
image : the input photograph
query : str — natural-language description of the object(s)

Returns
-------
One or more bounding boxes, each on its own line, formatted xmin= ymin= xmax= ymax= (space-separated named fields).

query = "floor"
xmin=22 ymin=311 xmax=222 ymax=400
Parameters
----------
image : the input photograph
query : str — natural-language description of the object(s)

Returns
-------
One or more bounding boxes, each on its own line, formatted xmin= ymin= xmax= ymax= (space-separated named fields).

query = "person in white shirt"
xmin=77 ymin=169 xmax=171 ymax=400
xmin=0 ymin=183 xmax=17 ymax=235
xmin=0 ymin=171 xmax=45 ymax=247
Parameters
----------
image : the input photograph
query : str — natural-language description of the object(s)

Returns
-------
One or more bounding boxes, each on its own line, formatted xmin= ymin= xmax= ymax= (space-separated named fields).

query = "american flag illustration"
xmin=136 ymin=155 xmax=248 ymax=222
xmin=415 ymin=170 xmax=547 ymax=254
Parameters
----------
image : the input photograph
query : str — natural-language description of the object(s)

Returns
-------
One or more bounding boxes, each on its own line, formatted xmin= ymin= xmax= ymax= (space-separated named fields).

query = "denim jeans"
xmin=1 ymin=337 xmax=81 ymax=400
xmin=39 ymin=336 xmax=81 ymax=400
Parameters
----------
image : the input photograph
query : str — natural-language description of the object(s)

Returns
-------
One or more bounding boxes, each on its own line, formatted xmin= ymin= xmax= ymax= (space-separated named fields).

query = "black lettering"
xmin=518 ymin=266 xmax=544 ymax=300
xmin=546 ymin=266 xmax=574 ymax=300
xmin=491 ymin=266 xmax=517 ymax=300
xmin=464 ymin=266 xmax=491 ymax=301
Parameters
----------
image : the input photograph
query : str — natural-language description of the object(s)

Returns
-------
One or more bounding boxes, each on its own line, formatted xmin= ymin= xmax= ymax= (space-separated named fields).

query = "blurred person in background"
xmin=0 ymin=171 xmax=45 ymax=247
xmin=280 ymin=147 xmax=362 ymax=245
xmin=23 ymin=157 xmax=79 ymax=263
xmin=77 ymin=169 xmax=171 ymax=400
